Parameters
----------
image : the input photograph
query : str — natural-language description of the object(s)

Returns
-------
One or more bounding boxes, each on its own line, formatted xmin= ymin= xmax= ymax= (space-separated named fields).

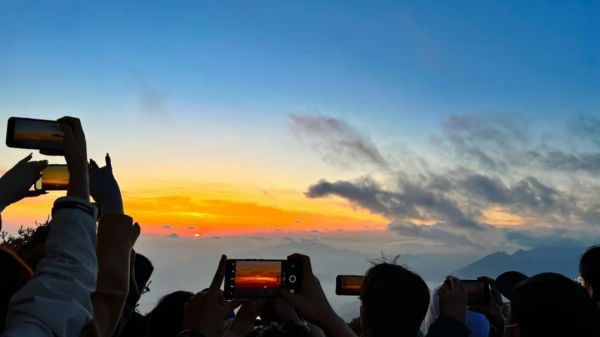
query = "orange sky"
xmin=0 ymin=175 xmax=531 ymax=237
xmin=1 ymin=178 xmax=389 ymax=236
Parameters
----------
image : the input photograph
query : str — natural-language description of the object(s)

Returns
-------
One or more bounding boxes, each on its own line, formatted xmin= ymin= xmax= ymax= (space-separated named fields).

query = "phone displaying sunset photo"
xmin=341 ymin=276 xmax=364 ymax=293
xmin=14 ymin=119 xmax=63 ymax=146
xmin=41 ymin=165 xmax=69 ymax=190
xmin=234 ymin=260 xmax=282 ymax=298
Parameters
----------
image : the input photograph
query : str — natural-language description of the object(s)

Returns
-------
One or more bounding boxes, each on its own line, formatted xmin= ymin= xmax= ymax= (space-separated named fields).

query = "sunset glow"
xmin=234 ymin=261 xmax=281 ymax=297
xmin=0 ymin=177 xmax=388 ymax=236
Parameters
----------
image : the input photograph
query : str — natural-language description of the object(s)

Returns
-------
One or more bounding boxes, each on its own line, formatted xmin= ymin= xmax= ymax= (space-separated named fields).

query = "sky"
xmin=1 ymin=0 xmax=599 ymax=313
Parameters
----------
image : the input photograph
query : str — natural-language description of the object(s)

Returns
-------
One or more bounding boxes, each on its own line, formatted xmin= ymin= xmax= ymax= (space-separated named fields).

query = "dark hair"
xmin=360 ymin=263 xmax=430 ymax=337
xmin=580 ymin=245 xmax=600 ymax=301
xmin=512 ymin=273 xmax=600 ymax=337
xmin=134 ymin=253 xmax=154 ymax=290
xmin=0 ymin=246 xmax=33 ymax=331
xmin=146 ymin=291 xmax=193 ymax=337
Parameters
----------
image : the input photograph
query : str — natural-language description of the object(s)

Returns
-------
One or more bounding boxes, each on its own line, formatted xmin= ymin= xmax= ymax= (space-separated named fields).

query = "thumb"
xmin=131 ymin=222 xmax=141 ymax=245
xmin=25 ymin=190 xmax=48 ymax=198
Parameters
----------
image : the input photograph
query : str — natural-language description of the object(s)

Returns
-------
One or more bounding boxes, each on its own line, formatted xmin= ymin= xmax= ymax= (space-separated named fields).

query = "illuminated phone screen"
xmin=233 ymin=260 xmax=282 ymax=298
xmin=11 ymin=118 xmax=63 ymax=150
xmin=341 ymin=276 xmax=363 ymax=292
xmin=336 ymin=275 xmax=364 ymax=295
xmin=36 ymin=165 xmax=69 ymax=190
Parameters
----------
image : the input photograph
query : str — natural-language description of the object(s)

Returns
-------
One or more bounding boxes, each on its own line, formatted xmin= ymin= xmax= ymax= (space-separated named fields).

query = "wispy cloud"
xmin=289 ymin=114 xmax=389 ymax=170
xmin=130 ymin=74 xmax=170 ymax=119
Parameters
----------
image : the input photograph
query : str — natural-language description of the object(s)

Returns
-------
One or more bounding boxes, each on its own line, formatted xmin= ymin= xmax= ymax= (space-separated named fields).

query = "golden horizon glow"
xmin=1 ymin=178 xmax=388 ymax=236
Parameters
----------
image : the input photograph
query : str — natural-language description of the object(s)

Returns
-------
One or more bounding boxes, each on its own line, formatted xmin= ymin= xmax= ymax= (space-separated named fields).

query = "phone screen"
xmin=336 ymin=275 xmax=364 ymax=295
xmin=35 ymin=165 xmax=69 ymax=190
xmin=6 ymin=117 xmax=63 ymax=151
xmin=232 ymin=260 xmax=282 ymax=298
xmin=462 ymin=280 xmax=491 ymax=305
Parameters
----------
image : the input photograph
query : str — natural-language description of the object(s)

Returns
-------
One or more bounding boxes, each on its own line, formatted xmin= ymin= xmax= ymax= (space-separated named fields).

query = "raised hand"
xmin=280 ymin=254 xmax=335 ymax=324
xmin=89 ymin=153 xmax=123 ymax=215
xmin=470 ymin=276 xmax=505 ymax=333
xmin=58 ymin=117 xmax=89 ymax=201
xmin=0 ymin=153 xmax=48 ymax=211
xmin=182 ymin=255 xmax=241 ymax=337
xmin=280 ymin=253 xmax=357 ymax=337
xmin=439 ymin=276 xmax=468 ymax=324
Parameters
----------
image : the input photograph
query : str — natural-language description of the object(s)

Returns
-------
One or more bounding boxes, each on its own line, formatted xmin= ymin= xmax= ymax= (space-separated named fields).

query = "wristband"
xmin=52 ymin=200 xmax=95 ymax=218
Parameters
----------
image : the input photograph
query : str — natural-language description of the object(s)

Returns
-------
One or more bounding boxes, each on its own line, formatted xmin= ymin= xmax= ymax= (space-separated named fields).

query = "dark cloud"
xmin=307 ymin=177 xmax=483 ymax=230
xmin=289 ymin=114 xmax=389 ymax=169
xmin=161 ymin=224 xmax=172 ymax=229
xmin=166 ymin=233 xmax=179 ymax=238
xmin=461 ymin=174 xmax=574 ymax=217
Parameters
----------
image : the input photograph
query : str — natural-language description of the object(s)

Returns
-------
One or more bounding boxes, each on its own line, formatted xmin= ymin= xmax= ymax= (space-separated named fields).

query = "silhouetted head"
xmin=0 ymin=246 xmax=33 ymax=331
xmin=134 ymin=253 xmax=154 ymax=291
xmin=146 ymin=290 xmax=193 ymax=337
xmin=360 ymin=262 xmax=430 ymax=337
xmin=17 ymin=225 xmax=50 ymax=270
xmin=511 ymin=273 xmax=600 ymax=337
xmin=580 ymin=245 xmax=600 ymax=302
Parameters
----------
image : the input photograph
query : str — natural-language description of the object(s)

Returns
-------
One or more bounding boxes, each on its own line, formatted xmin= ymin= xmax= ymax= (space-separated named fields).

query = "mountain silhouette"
xmin=453 ymin=245 xmax=587 ymax=279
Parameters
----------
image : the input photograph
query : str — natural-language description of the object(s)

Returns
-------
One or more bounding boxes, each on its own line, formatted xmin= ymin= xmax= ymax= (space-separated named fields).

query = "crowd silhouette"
xmin=1 ymin=117 xmax=600 ymax=337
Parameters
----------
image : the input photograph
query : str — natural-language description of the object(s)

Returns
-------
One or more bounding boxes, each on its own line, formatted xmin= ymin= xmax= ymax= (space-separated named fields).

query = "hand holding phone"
xmin=0 ymin=154 xmax=48 ymax=210
xmin=183 ymin=255 xmax=242 ymax=337
xmin=224 ymin=259 xmax=302 ymax=300
xmin=439 ymin=277 xmax=468 ymax=324
xmin=461 ymin=279 xmax=492 ymax=306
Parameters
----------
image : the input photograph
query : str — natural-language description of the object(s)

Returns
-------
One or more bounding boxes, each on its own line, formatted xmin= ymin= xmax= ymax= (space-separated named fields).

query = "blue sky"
xmin=1 ymin=1 xmax=597 ymax=130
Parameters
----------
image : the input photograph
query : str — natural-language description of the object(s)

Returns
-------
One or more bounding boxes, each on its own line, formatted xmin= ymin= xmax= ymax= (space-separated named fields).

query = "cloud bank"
xmin=295 ymin=114 xmax=600 ymax=249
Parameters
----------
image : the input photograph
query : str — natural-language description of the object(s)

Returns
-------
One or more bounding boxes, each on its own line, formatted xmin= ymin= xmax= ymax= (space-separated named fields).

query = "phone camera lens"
xmin=289 ymin=275 xmax=297 ymax=284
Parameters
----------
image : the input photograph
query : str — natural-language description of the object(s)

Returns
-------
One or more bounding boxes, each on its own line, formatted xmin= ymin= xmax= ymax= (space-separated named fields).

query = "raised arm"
xmin=280 ymin=253 xmax=358 ymax=337
xmin=2 ymin=116 xmax=98 ymax=337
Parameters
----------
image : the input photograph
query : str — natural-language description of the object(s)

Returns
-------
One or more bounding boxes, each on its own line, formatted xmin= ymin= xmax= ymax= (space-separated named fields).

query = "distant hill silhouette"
xmin=453 ymin=246 xmax=587 ymax=279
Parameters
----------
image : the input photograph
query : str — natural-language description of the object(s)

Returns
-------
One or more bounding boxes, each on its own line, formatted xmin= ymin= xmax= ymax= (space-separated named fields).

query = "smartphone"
xmin=224 ymin=259 xmax=302 ymax=300
xmin=35 ymin=164 xmax=69 ymax=190
xmin=335 ymin=275 xmax=364 ymax=296
xmin=461 ymin=280 xmax=492 ymax=306
xmin=6 ymin=117 xmax=64 ymax=151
